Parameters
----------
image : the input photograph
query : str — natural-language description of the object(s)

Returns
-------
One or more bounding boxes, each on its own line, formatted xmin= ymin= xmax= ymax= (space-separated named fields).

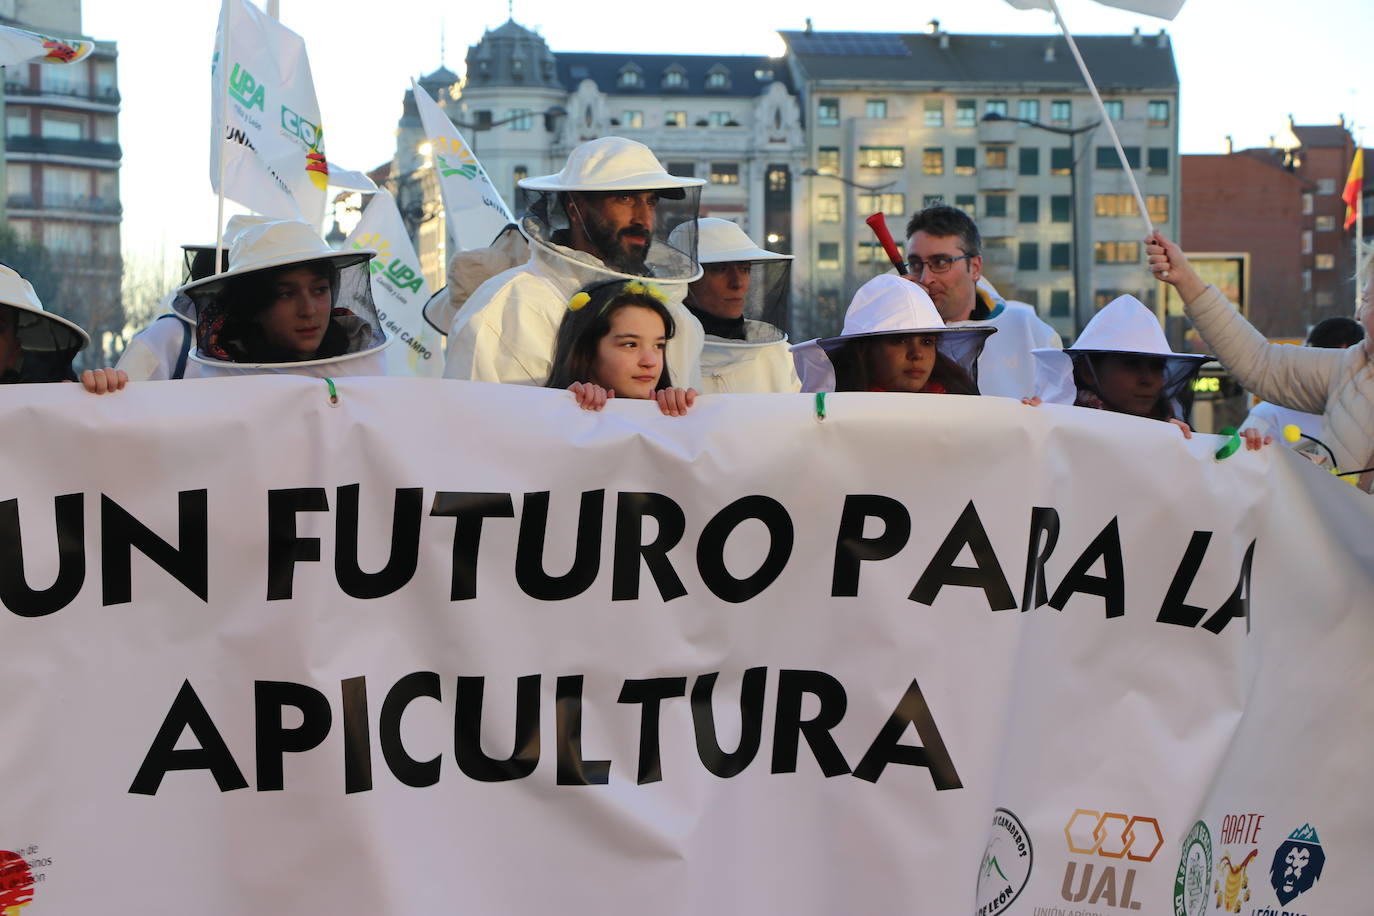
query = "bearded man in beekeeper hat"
xmin=439 ymin=136 xmax=706 ymax=388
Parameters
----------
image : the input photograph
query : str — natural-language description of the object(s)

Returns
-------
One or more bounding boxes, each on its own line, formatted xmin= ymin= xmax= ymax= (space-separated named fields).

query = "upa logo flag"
xmin=0 ymin=23 xmax=93 ymax=69
xmin=344 ymin=190 xmax=444 ymax=377
xmin=210 ymin=0 xmax=328 ymax=225
xmin=1003 ymin=0 xmax=1185 ymax=18
xmin=410 ymin=79 xmax=514 ymax=252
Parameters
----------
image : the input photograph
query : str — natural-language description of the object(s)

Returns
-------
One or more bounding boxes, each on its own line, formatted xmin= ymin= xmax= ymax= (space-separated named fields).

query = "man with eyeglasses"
xmin=904 ymin=204 xmax=1061 ymax=398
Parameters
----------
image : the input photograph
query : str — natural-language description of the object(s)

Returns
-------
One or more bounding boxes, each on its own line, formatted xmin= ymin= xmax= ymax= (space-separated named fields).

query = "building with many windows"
xmin=1 ymin=0 xmax=121 ymax=359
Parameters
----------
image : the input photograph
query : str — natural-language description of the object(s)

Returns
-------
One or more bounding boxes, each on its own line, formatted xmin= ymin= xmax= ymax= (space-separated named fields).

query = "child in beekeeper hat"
xmin=546 ymin=279 xmax=697 ymax=417
xmin=0 ymin=263 xmax=125 ymax=394
xmin=790 ymin=274 xmax=994 ymax=394
xmin=174 ymin=218 xmax=389 ymax=378
xmin=1028 ymin=294 xmax=1206 ymax=438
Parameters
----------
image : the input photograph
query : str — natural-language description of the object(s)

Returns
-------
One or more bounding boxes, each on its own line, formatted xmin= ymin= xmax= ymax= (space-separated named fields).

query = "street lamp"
xmin=800 ymin=168 xmax=899 ymax=335
xmin=981 ymin=112 xmax=1099 ymax=337
xmin=450 ymin=105 xmax=569 ymax=154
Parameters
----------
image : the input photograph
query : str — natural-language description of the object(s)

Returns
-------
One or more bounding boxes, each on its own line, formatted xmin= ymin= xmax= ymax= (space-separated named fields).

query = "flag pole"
xmin=213 ymin=0 xmax=232 ymax=266
xmin=1046 ymin=0 xmax=1154 ymax=239
xmin=1357 ymin=140 xmax=1364 ymax=313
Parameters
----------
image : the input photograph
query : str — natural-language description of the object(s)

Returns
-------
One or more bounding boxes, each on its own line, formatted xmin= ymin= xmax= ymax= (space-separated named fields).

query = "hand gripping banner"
xmin=0 ymin=380 xmax=1370 ymax=913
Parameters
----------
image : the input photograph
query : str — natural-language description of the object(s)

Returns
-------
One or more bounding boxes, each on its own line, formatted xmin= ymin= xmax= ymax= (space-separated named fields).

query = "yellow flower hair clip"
xmin=568 ymin=292 xmax=591 ymax=311
xmin=620 ymin=280 xmax=667 ymax=303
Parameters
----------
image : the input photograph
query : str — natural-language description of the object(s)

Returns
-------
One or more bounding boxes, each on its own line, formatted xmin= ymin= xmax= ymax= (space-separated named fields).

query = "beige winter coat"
xmin=1185 ymin=284 xmax=1374 ymax=491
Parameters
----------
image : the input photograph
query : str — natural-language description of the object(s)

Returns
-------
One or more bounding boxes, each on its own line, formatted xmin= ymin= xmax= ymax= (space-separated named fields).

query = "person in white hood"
xmin=440 ymin=137 xmax=705 ymax=389
xmin=0 ymin=263 xmax=125 ymax=393
xmin=667 ymin=218 xmax=800 ymax=394
xmin=116 ymin=242 xmax=230 ymax=381
xmin=175 ymin=219 xmax=389 ymax=380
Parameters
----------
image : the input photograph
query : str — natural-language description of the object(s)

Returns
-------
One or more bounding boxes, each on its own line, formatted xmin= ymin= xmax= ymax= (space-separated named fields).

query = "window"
xmin=923 ymin=147 xmax=944 ymax=176
xmin=662 ymin=69 xmax=686 ymax=89
xmin=817 ymin=98 xmax=840 ymax=126
xmin=40 ymin=59 xmax=85 ymax=96
xmin=665 ymin=111 xmax=686 ymax=128
xmin=1316 ymin=215 xmax=1336 ymax=231
xmin=44 ymin=222 xmax=88 ymax=253
xmin=1147 ymin=195 xmax=1169 ymax=223
xmin=1019 ymin=147 xmax=1040 ymax=176
xmin=621 ymin=110 xmax=644 ymax=129
xmin=955 ymin=194 xmax=976 ymax=218
xmin=473 ymin=110 xmax=493 ymax=129
xmin=667 ymin=161 xmax=696 ymax=177
xmin=618 ymin=68 xmax=643 ymax=89
xmin=507 ymin=108 xmax=533 ymax=131
xmin=1050 ymin=243 xmax=1071 ymax=270
xmin=818 ymin=242 xmax=840 ymax=271
xmin=1317 ymin=178 xmax=1337 ymax=195
xmin=1019 ymin=195 xmax=1039 ymax=223
xmin=94 ymin=115 xmax=117 ymax=143
xmin=44 ymin=165 xmax=87 ymax=206
xmin=1147 ymin=147 xmax=1169 ymax=175
xmin=1315 ymin=254 xmax=1335 ymax=270
xmin=1094 ymin=289 xmax=1131 ymax=309
xmin=1301 ymin=230 xmax=1313 ymax=254
xmin=816 ymin=194 xmax=841 ymax=223
xmin=1096 ymin=146 xmax=1141 ymax=169
xmin=1051 ymin=195 xmax=1072 ymax=222
xmin=858 ymin=146 xmax=904 ymax=168
xmin=1018 ymin=242 xmax=1039 ymax=271
xmin=1103 ymin=100 xmax=1123 ymax=120
xmin=708 ymin=111 xmax=732 ymax=127
xmin=954 ymin=147 xmax=976 ymax=176
xmin=857 ymin=193 xmax=906 ymax=214
xmin=956 ymin=99 xmax=977 ymax=127
xmin=705 ymin=69 xmax=730 ymax=90
xmin=1018 ymin=99 xmax=1040 ymax=124
xmin=923 ymin=194 xmax=945 ymax=208
xmin=1051 ymin=147 xmax=1073 ymax=175
xmin=5 ymin=105 xmax=29 ymax=137
xmin=710 ymin=162 xmax=740 ymax=184
xmin=1302 ymin=193 xmax=1313 ymax=215
xmin=817 ymin=147 xmax=840 ymax=175
xmin=1147 ymin=100 xmax=1170 ymax=126
xmin=985 ymin=99 xmax=1008 ymax=118
xmin=6 ymin=163 xmax=31 ymax=202
xmin=986 ymin=146 xmax=1008 ymax=169
xmin=924 ymin=99 xmax=944 ymax=127
xmin=41 ymin=112 xmax=85 ymax=140
xmin=767 ymin=167 xmax=789 ymax=192
xmin=1051 ymin=100 xmax=1071 ymax=123
xmin=1302 ymin=269 xmax=1312 ymax=291
xmin=1095 ymin=194 xmax=1136 ymax=217
xmin=866 ymin=99 xmax=888 ymax=119
xmin=1050 ymin=289 xmax=1071 ymax=316
xmin=754 ymin=68 xmax=774 ymax=81
xmin=1095 ymin=241 xmax=1140 ymax=263
xmin=984 ymin=195 xmax=1008 ymax=218
xmin=857 ymin=241 xmax=885 ymax=264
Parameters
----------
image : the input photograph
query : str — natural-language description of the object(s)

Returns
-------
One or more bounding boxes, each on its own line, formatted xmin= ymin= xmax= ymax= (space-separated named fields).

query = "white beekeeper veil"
xmin=669 ymin=218 xmax=793 ymax=337
xmin=791 ymin=275 xmax=994 ymax=393
xmin=1032 ymin=294 xmax=1207 ymax=407
xmin=520 ymin=136 xmax=704 ymax=283
xmin=0 ymin=263 xmax=89 ymax=382
xmin=176 ymin=218 xmax=388 ymax=370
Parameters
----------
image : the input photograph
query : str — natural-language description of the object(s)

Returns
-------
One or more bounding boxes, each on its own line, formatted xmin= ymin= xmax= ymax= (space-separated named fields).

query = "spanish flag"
xmin=1343 ymin=148 xmax=1363 ymax=231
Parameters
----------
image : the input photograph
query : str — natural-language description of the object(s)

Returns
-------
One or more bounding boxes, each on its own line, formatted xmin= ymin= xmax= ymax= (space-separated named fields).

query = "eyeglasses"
xmin=906 ymin=254 xmax=973 ymax=275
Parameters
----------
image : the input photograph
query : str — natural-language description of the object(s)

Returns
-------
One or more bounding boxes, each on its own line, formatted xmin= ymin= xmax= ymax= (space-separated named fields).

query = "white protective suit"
xmin=443 ymin=234 xmax=703 ymax=390
xmin=950 ymin=279 xmax=1062 ymax=399
xmin=116 ymin=294 xmax=195 ymax=381
xmin=699 ymin=320 xmax=800 ymax=394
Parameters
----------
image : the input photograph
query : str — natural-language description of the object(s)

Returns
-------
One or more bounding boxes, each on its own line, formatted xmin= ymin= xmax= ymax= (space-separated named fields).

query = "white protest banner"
xmin=209 ymin=0 xmax=327 ymax=224
xmin=412 ymin=79 xmax=515 ymax=252
xmin=1 ymin=381 xmax=1370 ymax=914
xmin=0 ymin=23 xmax=92 ymax=69
xmin=344 ymin=191 xmax=444 ymax=377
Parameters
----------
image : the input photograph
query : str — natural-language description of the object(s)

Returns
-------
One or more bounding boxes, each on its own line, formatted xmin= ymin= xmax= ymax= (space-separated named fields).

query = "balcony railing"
xmin=3 ymin=82 xmax=121 ymax=105
xmin=5 ymin=136 xmax=122 ymax=161
xmin=7 ymin=193 xmax=122 ymax=215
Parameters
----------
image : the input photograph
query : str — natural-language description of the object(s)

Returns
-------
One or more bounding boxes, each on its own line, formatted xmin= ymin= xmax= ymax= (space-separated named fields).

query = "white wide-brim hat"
xmin=519 ymin=136 xmax=704 ymax=199
xmin=671 ymin=217 xmax=794 ymax=264
xmin=790 ymin=274 xmax=995 ymax=391
xmin=175 ymin=218 xmax=376 ymax=318
xmin=0 ymin=263 xmax=89 ymax=351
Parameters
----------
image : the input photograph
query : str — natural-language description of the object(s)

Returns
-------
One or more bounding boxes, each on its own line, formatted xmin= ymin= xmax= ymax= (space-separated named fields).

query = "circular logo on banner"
xmin=976 ymin=807 xmax=1033 ymax=916
xmin=1174 ymin=819 xmax=1212 ymax=916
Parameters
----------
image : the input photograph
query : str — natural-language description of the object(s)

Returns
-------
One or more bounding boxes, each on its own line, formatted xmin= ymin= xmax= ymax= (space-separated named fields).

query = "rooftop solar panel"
xmin=788 ymin=33 xmax=911 ymax=57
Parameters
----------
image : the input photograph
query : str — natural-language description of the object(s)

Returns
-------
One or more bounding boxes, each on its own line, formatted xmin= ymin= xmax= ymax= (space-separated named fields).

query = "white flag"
xmin=344 ymin=190 xmax=445 ymax=377
xmin=1004 ymin=0 xmax=1185 ymax=19
xmin=209 ymin=0 xmax=327 ymax=225
xmin=410 ymin=79 xmax=514 ymax=252
xmin=0 ymin=23 xmax=92 ymax=69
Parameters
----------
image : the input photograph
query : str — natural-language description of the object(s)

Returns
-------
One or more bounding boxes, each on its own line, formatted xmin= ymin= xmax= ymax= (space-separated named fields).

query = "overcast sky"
xmin=81 ymin=0 xmax=1372 ymax=268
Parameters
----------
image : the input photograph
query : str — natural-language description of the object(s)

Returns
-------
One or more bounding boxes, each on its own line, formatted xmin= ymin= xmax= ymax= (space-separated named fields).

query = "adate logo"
xmin=1172 ymin=819 xmax=1212 ymax=916
xmin=1268 ymin=823 xmax=1325 ymax=907
xmin=975 ymin=808 xmax=1033 ymax=916
xmin=228 ymin=62 xmax=265 ymax=111
xmin=1059 ymin=809 xmax=1163 ymax=910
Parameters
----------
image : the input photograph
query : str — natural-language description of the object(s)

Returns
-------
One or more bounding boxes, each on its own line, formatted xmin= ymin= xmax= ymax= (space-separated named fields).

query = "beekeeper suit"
xmin=175 ymin=219 xmax=390 ymax=380
xmin=0 ymin=263 xmax=89 ymax=384
xmin=948 ymin=276 xmax=1063 ymax=399
xmin=441 ymin=137 xmax=705 ymax=389
xmin=668 ymin=218 xmax=799 ymax=394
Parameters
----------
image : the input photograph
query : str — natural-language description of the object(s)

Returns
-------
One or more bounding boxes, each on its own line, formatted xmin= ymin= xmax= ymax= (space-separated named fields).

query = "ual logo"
xmin=1060 ymin=809 xmax=1163 ymax=911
